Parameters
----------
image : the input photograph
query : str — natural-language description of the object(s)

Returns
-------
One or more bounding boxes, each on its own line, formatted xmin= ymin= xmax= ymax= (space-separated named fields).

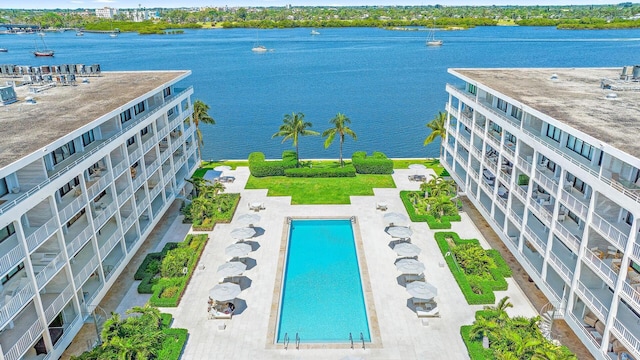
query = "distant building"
xmin=95 ymin=7 xmax=118 ymax=19
xmin=120 ymin=9 xmax=158 ymax=22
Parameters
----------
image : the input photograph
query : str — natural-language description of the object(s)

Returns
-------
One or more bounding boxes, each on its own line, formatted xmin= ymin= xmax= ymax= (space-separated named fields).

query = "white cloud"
xmin=93 ymin=0 xmax=115 ymax=3
xmin=70 ymin=0 xmax=84 ymax=3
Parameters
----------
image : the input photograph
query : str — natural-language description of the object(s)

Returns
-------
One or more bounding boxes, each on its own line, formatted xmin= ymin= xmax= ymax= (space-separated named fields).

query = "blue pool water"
xmin=277 ymin=219 xmax=370 ymax=343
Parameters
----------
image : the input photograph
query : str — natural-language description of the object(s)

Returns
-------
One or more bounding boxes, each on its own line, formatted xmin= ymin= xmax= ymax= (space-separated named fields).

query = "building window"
xmin=496 ymin=98 xmax=507 ymax=112
xmin=127 ymin=136 xmax=136 ymax=146
xmin=566 ymin=135 xmax=594 ymax=160
xmin=0 ymin=178 xmax=7 ymax=197
xmin=82 ymin=130 xmax=95 ymax=147
xmin=66 ymin=208 xmax=85 ymax=228
xmin=140 ymin=126 xmax=149 ymax=137
xmin=88 ymin=162 xmax=101 ymax=176
xmin=510 ymin=107 xmax=522 ymax=120
xmin=52 ymin=140 xmax=76 ymax=165
xmin=1 ymin=263 xmax=24 ymax=285
xmin=566 ymin=173 xmax=586 ymax=194
xmin=546 ymin=124 xmax=561 ymax=143
xmin=163 ymin=87 xmax=171 ymax=98
xmin=134 ymin=101 xmax=145 ymax=115
xmin=94 ymin=190 xmax=106 ymax=203
xmin=484 ymin=93 xmax=494 ymax=105
xmin=167 ymin=108 xmax=174 ymax=118
xmin=467 ymin=84 xmax=477 ymax=95
xmin=0 ymin=223 xmax=15 ymax=243
xmin=120 ymin=109 xmax=132 ymax=124
xmin=59 ymin=177 xmax=80 ymax=197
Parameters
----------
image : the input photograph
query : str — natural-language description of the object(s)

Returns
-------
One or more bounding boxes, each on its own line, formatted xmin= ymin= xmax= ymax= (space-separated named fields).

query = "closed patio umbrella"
xmin=236 ymin=214 xmax=261 ymax=227
xmin=386 ymin=226 xmax=413 ymax=239
xmin=395 ymin=259 xmax=425 ymax=275
xmin=209 ymin=283 xmax=241 ymax=302
xmin=230 ymin=227 xmax=256 ymax=240
xmin=216 ymin=261 xmax=247 ymax=278
xmin=225 ymin=243 xmax=252 ymax=258
xmin=406 ymin=281 xmax=437 ymax=300
xmin=393 ymin=243 xmax=421 ymax=257
xmin=383 ymin=212 xmax=409 ymax=225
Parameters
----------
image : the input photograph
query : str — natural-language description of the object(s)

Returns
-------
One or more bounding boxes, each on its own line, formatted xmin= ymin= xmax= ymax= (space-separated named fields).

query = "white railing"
xmin=486 ymin=134 xmax=500 ymax=149
xmin=66 ymin=225 xmax=93 ymax=257
xmin=458 ymin=135 xmax=470 ymax=149
xmin=502 ymin=144 xmax=515 ymax=159
xmin=122 ymin=213 xmax=136 ymax=232
xmin=473 ymin=125 xmax=485 ymax=138
xmin=174 ymin=157 xmax=186 ymax=170
xmin=93 ymin=202 xmax=117 ymax=230
xmin=560 ymin=190 xmax=589 ymax=219
xmin=496 ymin=196 xmax=507 ymax=210
xmin=583 ymin=248 xmax=618 ymax=287
xmin=471 ymin=147 xmax=483 ymax=160
xmin=521 ymin=255 xmax=541 ymax=276
xmin=163 ymin=169 xmax=174 ymax=185
xmin=58 ymin=195 xmax=85 ymax=223
xmin=4 ymin=318 xmax=45 ymax=360
xmin=567 ymin=312 xmax=602 ymax=348
xmin=480 ymin=179 xmax=494 ymax=195
xmin=160 ymin=148 xmax=170 ymax=162
xmin=35 ymin=252 xmax=65 ymax=289
xmin=605 ymin=177 xmax=640 ymax=205
xmin=44 ymin=285 xmax=73 ymax=323
xmin=548 ymin=253 xmax=574 ymax=283
xmin=73 ymin=256 xmax=99 ymax=287
xmin=612 ymin=319 xmax=640 ymax=355
xmin=99 ymin=229 xmax=122 ymax=259
xmin=591 ymin=213 xmax=628 ymax=250
xmin=149 ymin=183 xmax=162 ymax=200
xmin=633 ymin=243 xmax=640 ymax=265
xmin=554 ymin=222 xmax=581 ymax=253
xmin=458 ymin=113 xmax=470 ymax=128
xmin=127 ymin=147 xmax=143 ymax=165
xmin=534 ymin=169 xmax=558 ymax=194
xmin=484 ymin=157 xmax=498 ymax=172
xmin=0 ymin=244 xmax=25 ymax=277
xmin=117 ymin=187 xmax=133 ymax=205
xmin=524 ymin=226 xmax=547 ymax=254
xmin=517 ymin=156 xmax=532 ymax=174
xmin=575 ymin=281 xmax=609 ymax=321
xmin=447 ymin=84 xmax=476 ymax=103
xmin=455 ymin=152 xmax=467 ymax=166
xmin=142 ymin=136 xmax=157 ymax=153
xmin=87 ymin=173 xmax=112 ymax=200
xmin=469 ymin=168 xmax=479 ymax=182
xmin=136 ymin=198 xmax=148 ymax=215
xmin=146 ymin=159 xmax=160 ymax=177
xmin=509 ymin=209 xmax=523 ymax=226
xmin=157 ymin=125 xmax=170 ymax=139
xmin=132 ymin=174 xmax=145 ymax=190
xmin=529 ymin=200 xmax=553 ymax=224
xmin=0 ymin=282 xmax=35 ymax=329
xmin=498 ymin=170 xmax=511 ymax=185
xmin=171 ymin=136 xmax=184 ymax=152
xmin=621 ymin=281 xmax=640 ymax=311
xmin=0 ymin=87 xmax=192 ymax=217
xmin=112 ymin=160 xmax=127 ymax=176
xmin=105 ymin=257 xmax=125 ymax=281
xmin=514 ymin=185 xmax=527 ymax=200
xmin=26 ymin=217 xmax=58 ymax=252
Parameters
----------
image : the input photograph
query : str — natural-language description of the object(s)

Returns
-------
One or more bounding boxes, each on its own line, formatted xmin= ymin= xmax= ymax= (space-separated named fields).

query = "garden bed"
xmin=400 ymin=191 xmax=461 ymax=229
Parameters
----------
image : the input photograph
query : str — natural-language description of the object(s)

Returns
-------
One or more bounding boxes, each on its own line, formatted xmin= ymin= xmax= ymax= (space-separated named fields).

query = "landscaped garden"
xmin=400 ymin=174 xmax=461 ymax=229
xmin=181 ymin=178 xmax=240 ymax=231
xmin=435 ymin=232 xmax=511 ymax=305
xmin=461 ymin=297 xmax=576 ymax=359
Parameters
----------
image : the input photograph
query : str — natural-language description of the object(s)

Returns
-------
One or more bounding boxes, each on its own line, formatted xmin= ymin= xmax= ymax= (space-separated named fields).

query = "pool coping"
xmin=265 ymin=216 xmax=382 ymax=350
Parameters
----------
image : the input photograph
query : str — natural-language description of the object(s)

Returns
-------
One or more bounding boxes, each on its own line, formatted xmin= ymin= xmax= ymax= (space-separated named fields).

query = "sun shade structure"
xmin=406 ymin=281 xmax=437 ymax=300
xmin=230 ymin=227 xmax=256 ymax=240
xmin=224 ymin=243 xmax=252 ymax=258
xmin=395 ymin=259 xmax=425 ymax=275
xmin=209 ymin=283 xmax=242 ymax=301
xmin=235 ymin=213 xmax=261 ymax=227
xmin=392 ymin=243 xmax=421 ymax=257
xmin=216 ymin=261 xmax=247 ymax=278
xmin=214 ymin=165 xmax=232 ymax=172
xmin=383 ymin=212 xmax=409 ymax=225
xmin=386 ymin=226 xmax=413 ymax=239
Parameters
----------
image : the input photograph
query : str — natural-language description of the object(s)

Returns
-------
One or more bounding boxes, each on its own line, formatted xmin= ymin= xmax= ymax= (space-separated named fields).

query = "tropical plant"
xmin=272 ymin=112 xmax=319 ymax=166
xmin=161 ymin=246 xmax=195 ymax=278
xmin=192 ymin=99 xmax=216 ymax=147
xmin=184 ymin=177 xmax=213 ymax=197
xmin=322 ymin=113 xmax=357 ymax=167
xmin=424 ymin=111 xmax=447 ymax=158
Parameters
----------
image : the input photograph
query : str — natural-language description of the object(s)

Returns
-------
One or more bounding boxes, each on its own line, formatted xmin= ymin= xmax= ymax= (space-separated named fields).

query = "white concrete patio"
xmin=154 ymin=166 xmax=538 ymax=359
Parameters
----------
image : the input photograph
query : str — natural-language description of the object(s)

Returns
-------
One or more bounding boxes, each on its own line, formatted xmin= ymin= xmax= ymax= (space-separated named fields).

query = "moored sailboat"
xmin=33 ymin=37 xmax=54 ymax=57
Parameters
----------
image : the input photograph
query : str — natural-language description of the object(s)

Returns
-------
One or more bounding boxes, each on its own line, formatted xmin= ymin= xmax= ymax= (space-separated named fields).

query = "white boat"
xmin=251 ymin=44 xmax=268 ymax=53
xmin=426 ymin=22 xmax=443 ymax=46
xmin=38 ymin=32 xmax=45 ymax=36
xmin=311 ymin=29 xmax=320 ymax=35
xmin=76 ymin=31 xmax=84 ymax=36
xmin=109 ymin=32 xmax=118 ymax=38
xmin=0 ymin=48 xmax=8 ymax=53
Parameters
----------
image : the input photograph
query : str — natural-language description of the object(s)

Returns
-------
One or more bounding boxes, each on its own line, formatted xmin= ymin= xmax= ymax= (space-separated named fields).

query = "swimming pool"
xmin=276 ymin=219 xmax=371 ymax=343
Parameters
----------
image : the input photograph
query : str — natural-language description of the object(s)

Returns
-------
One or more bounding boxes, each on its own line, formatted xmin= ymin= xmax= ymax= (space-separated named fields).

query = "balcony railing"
xmin=502 ymin=144 xmax=515 ymax=159
xmin=136 ymin=198 xmax=148 ymax=215
xmin=0 ymin=244 xmax=25 ymax=278
xmin=514 ymin=185 xmax=528 ymax=201
xmin=73 ymin=256 xmax=99 ymax=287
xmin=146 ymin=159 xmax=160 ymax=177
xmin=575 ymin=281 xmax=609 ymax=321
xmin=480 ymin=179 xmax=494 ymax=195
xmin=469 ymin=168 xmax=480 ymax=182
xmin=142 ymin=136 xmax=157 ymax=153
xmin=87 ymin=173 xmax=112 ymax=200
xmin=149 ymin=183 xmax=162 ymax=200
xmin=105 ymin=257 xmax=125 ymax=282
xmin=534 ymin=169 xmax=558 ymax=194
xmin=529 ymin=200 xmax=553 ymax=224
xmin=496 ymin=196 xmax=507 ymax=210
xmin=0 ymin=282 xmax=35 ymax=329
xmin=560 ymin=189 xmax=589 ymax=220
xmin=132 ymin=174 xmax=145 ymax=190
xmin=583 ymin=248 xmax=618 ymax=287
xmin=471 ymin=147 xmax=483 ymax=160
xmin=486 ymin=134 xmax=501 ymax=149
xmin=35 ymin=252 xmax=65 ymax=290
xmin=484 ymin=157 xmax=498 ymax=173
xmin=127 ymin=147 xmax=142 ymax=165
xmin=117 ymin=187 xmax=133 ymax=205
xmin=121 ymin=213 xmax=136 ymax=232
xmin=524 ymin=225 xmax=547 ymax=254
xmin=44 ymin=285 xmax=74 ymax=323
xmin=171 ymin=136 xmax=184 ymax=152
xmin=26 ymin=217 xmax=58 ymax=253
xmin=554 ymin=222 xmax=581 ymax=253
xmin=0 ymin=87 xmax=193 ymax=217
xmin=517 ymin=156 xmax=532 ymax=174
xmin=455 ymin=152 xmax=467 ymax=166
xmin=174 ymin=157 xmax=186 ymax=171
xmin=4 ymin=318 xmax=44 ymax=360
xmin=548 ymin=252 xmax=574 ymax=283
xmin=66 ymin=225 xmax=93 ymax=257
xmin=160 ymin=148 xmax=171 ymax=162
xmin=633 ymin=243 xmax=640 ymax=265
xmin=93 ymin=202 xmax=117 ymax=230
xmin=112 ymin=160 xmax=128 ymax=177
xmin=99 ymin=230 xmax=122 ymax=259
xmin=612 ymin=318 xmax=640 ymax=355
xmin=58 ymin=195 xmax=85 ymax=224
xmin=621 ymin=281 xmax=640 ymax=312
xmin=591 ymin=213 xmax=628 ymax=250
xmin=457 ymin=135 xmax=470 ymax=149
xmin=509 ymin=209 xmax=523 ymax=227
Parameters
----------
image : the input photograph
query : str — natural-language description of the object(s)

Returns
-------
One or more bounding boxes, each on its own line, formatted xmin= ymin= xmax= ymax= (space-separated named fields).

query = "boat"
xmin=109 ymin=32 xmax=118 ymax=38
xmin=251 ymin=45 xmax=268 ymax=53
xmin=33 ymin=37 xmax=54 ymax=57
xmin=426 ymin=22 xmax=443 ymax=46
xmin=38 ymin=32 xmax=45 ymax=36
xmin=76 ymin=30 xmax=84 ymax=36
xmin=0 ymin=48 xmax=7 ymax=52
xmin=311 ymin=29 xmax=320 ymax=35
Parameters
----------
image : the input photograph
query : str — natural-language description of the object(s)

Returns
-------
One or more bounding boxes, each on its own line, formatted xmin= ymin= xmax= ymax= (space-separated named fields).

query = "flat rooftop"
xmin=0 ymin=70 xmax=189 ymax=169
xmin=451 ymin=67 xmax=640 ymax=159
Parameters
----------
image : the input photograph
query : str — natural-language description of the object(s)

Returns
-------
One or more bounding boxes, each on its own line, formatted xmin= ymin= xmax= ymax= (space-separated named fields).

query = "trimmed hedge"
xmin=434 ymin=232 xmax=511 ymax=305
xmin=461 ymin=325 xmax=494 ymax=360
xmin=400 ymin=191 xmax=461 ymax=229
xmin=284 ymin=165 xmax=356 ymax=177
xmin=351 ymin=151 xmax=393 ymax=174
xmin=158 ymin=328 xmax=189 ymax=360
xmin=248 ymin=151 xmax=297 ymax=177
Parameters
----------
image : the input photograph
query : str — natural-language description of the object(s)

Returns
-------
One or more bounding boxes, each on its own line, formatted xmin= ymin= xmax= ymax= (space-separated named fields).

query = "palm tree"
xmin=192 ymin=99 xmax=215 ymax=148
xmin=322 ymin=113 xmax=357 ymax=167
xmin=272 ymin=112 xmax=319 ymax=166
xmin=424 ymin=111 xmax=447 ymax=158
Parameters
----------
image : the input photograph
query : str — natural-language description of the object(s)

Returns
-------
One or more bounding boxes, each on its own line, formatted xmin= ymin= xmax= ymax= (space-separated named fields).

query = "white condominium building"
xmin=0 ymin=69 xmax=198 ymax=360
xmin=95 ymin=7 xmax=118 ymax=19
xmin=443 ymin=67 xmax=640 ymax=360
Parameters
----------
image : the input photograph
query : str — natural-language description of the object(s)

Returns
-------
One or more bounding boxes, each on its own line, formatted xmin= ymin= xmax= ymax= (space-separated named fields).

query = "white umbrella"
xmin=216 ymin=261 xmax=247 ymax=278
xmin=230 ymin=227 xmax=256 ymax=240
xmin=209 ymin=283 xmax=241 ymax=301
xmin=214 ymin=165 xmax=232 ymax=172
xmin=386 ymin=226 xmax=413 ymax=239
xmin=406 ymin=281 xmax=437 ymax=300
xmin=395 ymin=259 xmax=425 ymax=274
xmin=393 ymin=243 xmax=421 ymax=257
xmin=408 ymin=163 xmax=427 ymax=172
xmin=236 ymin=213 xmax=261 ymax=227
xmin=225 ymin=243 xmax=252 ymax=258
xmin=383 ymin=212 xmax=409 ymax=225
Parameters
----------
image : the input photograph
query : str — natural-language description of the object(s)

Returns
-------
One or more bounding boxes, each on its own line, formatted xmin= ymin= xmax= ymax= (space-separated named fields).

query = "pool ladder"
xmin=295 ymin=333 xmax=300 ymax=349
xmin=283 ymin=333 xmax=289 ymax=350
xmin=349 ymin=332 xmax=366 ymax=350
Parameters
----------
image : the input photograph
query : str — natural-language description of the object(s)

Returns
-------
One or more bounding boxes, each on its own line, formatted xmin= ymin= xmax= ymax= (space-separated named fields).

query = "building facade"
xmin=95 ymin=7 xmax=118 ymax=19
xmin=443 ymin=67 xmax=640 ymax=360
xmin=0 ymin=69 xmax=198 ymax=360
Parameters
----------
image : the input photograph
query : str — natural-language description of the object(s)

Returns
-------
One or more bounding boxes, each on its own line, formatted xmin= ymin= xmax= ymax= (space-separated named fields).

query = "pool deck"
xmin=155 ymin=166 xmax=539 ymax=360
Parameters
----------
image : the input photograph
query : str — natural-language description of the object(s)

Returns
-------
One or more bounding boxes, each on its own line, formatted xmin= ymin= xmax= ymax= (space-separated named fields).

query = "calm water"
xmin=1 ymin=27 xmax=639 ymax=159
xmin=277 ymin=219 xmax=370 ymax=342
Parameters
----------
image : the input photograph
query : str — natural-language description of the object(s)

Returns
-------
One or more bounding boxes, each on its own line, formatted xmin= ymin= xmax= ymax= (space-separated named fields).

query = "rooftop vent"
xmin=620 ymin=65 xmax=640 ymax=80
xmin=0 ymin=84 xmax=17 ymax=105
xmin=605 ymin=93 xmax=618 ymax=100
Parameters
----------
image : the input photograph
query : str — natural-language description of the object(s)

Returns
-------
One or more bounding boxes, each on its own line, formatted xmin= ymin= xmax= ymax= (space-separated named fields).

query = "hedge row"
xmin=352 ymin=151 xmax=393 ymax=174
xmin=190 ymin=193 xmax=241 ymax=231
xmin=158 ymin=328 xmax=189 ymax=360
xmin=284 ymin=165 xmax=356 ymax=177
xmin=460 ymin=325 xmax=494 ymax=360
xmin=400 ymin=191 xmax=461 ymax=229
xmin=434 ymin=232 xmax=511 ymax=305
xmin=248 ymin=151 xmax=297 ymax=177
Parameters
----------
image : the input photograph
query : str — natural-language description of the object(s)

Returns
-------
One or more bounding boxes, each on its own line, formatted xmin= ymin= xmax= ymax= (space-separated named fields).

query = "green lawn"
xmin=245 ymin=175 xmax=396 ymax=204
xmin=392 ymin=158 xmax=443 ymax=173
xmin=193 ymin=160 xmax=250 ymax=178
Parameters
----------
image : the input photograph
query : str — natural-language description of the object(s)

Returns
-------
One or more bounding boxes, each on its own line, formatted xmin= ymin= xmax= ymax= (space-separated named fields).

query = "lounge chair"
xmin=404 ymin=273 xmax=425 ymax=284
xmin=414 ymin=300 xmax=440 ymax=318
xmin=249 ymin=202 xmax=265 ymax=211
xmin=376 ymin=202 xmax=388 ymax=211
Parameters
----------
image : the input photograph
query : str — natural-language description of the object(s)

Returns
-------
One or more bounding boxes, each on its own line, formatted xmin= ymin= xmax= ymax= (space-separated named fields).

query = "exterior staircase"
xmin=539 ymin=302 xmax=565 ymax=342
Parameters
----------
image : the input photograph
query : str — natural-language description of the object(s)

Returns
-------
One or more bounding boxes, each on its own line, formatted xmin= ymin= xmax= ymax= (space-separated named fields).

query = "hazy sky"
xmin=2 ymin=1 xmax=623 ymax=10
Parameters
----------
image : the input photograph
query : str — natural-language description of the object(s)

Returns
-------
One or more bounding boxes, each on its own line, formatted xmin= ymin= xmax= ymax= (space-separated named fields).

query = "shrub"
xmin=157 ymin=328 xmax=189 ymax=360
xmin=248 ymin=151 xmax=298 ymax=177
xmin=351 ymin=151 xmax=393 ymax=174
xmin=138 ymin=274 xmax=156 ymax=294
xmin=161 ymin=246 xmax=195 ymax=278
xmin=400 ymin=191 xmax=461 ymax=229
xmin=284 ymin=165 xmax=356 ymax=177
xmin=161 ymin=286 xmax=180 ymax=299
xmin=460 ymin=326 xmax=493 ymax=360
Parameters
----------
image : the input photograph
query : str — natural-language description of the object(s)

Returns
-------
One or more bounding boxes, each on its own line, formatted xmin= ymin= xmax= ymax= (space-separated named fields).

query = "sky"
xmin=2 ymin=0 xmax=625 ymax=10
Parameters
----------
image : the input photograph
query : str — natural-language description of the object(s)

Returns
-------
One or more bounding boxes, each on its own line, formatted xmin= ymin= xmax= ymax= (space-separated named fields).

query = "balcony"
xmin=509 ymin=208 xmax=523 ymax=227
xmin=502 ymin=142 xmax=516 ymax=159
xmin=72 ymin=255 xmax=99 ymax=287
xmin=0 ymin=308 xmax=44 ymax=360
xmin=93 ymin=202 xmax=117 ymax=230
xmin=149 ymin=182 xmax=162 ymax=201
xmin=42 ymin=285 xmax=74 ymax=323
xmin=121 ymin=213 xmax=136 ymax=233
xmin=99 ymin=229 xmax=122 ymax=259
xmin=583 ymin=248 xmax=618 ymax=287
xmin=554 ymin=221 xmax=581 ymax=254
xmin=513 ymin=185 xmax=528 ymax=201
xmin=457 ymin=135 xmax=470 ymax=149
xmin=548 ymin=252 xmax=574 ymax=283
xmin=86 ymin=172 xmax=112 ymax=200
xmin=127 ymin=147 xmax=143 ymax=165
xmin=534 ymin=169 xmax=558 ymax=194
xmin=621 ymin=280 xmax=640 ymax=312
xmin=0 ymin=238 xmax=25 ymax=278
xmin=524 ymin=225 xmax=547 ymax=254
xmin=560 ymin=189 xmax=589 ymax=220
xmin=575 ymin=281 xmax=610 ymax=321
xmin=116 ymin=186 xmax=133 ymax=205
xmin=0 ymin=277 xmax=35 ymax=330
xmin=112 ymin=160 xmax=128 ymax=177
xmin=34 ymin=252 xmax=66 ymax=290
xmin=146 ymin=159 xmax=160 ymax=178
xmin=174 ymin=156 xmax=186 ymax=171
xmin=591 ymin=213 xmax=628 ymax=251
xmin=132 ymin=173 xmax=145 ymax=190
xmin=136 ymin=197 xmax=149 ymax=215
xmin=65 ymin=220 xmax=92 ymax=258
xmin=529 ymin=199 xmax=553 ymax=225
xmin=25 ymin=217 xmax=58 ymax=253
xmin=142 ymin=135 xmax=157 ymax=153
xmin=57 ymin=192 xmax=84 ymax=224
xmin=516 ymin=155 xmax=532 ymax=174
xmin=455 ymin=151 xmax=467 ymax=167
xmin=612 ymin=318 xmax=640 ymax=356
